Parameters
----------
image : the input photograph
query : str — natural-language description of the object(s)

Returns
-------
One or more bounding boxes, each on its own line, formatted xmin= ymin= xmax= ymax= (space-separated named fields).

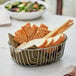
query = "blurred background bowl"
xmin=3 ymin=0 xmax=48 ymax=20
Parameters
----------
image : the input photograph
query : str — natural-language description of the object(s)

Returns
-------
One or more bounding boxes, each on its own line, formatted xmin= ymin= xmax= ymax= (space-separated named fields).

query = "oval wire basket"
xmin=9 ymin=35 xmax=67 ymax=66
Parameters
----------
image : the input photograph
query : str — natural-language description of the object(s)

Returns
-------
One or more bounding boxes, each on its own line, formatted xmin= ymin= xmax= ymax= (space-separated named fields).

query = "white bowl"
xmin=3 ymin=0 xmax=48 ymax=20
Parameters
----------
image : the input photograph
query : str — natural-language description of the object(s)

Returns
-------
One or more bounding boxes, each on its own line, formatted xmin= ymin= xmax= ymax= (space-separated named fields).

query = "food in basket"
xmin=8 ymin=20 xmax=74 ymax=66
xmin=12 ymin=20 xmax=73 ymax=50
xmin=5 ymin=1 xmax=46 ymax=12
xmin=9 ymin=20 xmax=73 ymax=50
xmin=51 ymin=33 xmax=65 ymax=46
xmin=14 ymin=23 xmax=50 ymax=44
xmin=45 ymin=37 xmax=53 ymax=47
xmin=16 ymin=33 xmax=65 ymax=51
xmin=16 ymin=38 xmax=47 ymax=50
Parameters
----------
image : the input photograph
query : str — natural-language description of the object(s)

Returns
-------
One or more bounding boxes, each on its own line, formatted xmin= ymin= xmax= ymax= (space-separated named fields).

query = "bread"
xmin=33 ymin=24 xmax=49 ymax=39
xmin=22 ymin=23 xmax=38 ymax=41
xmin=36 ymin=38 xmax=47 ymax=48
xmin=45 ymin=38 xmax=53 ymax=47
xmin=16 ymin=38 xmax=47 ymax=50
xmin=22 ymin=23 xmax=34 ymax=40
xmin=40 ymin=24 xmax=48 ymax=29
xmin=14 ymin=29 xmax=28 ymax=44
xmin=44 ymin=20 xmax=73 ymax=38
xmin=59 ymin=34 xmax=65 ymax=44
xmin=28 ymin=24 xmax=38 ymax=40
xmin=52 ymin=33 xmax=65 ymax=46
xmin=14 ymin=23 xmax=50 ymax=44
xmin=33 ymin=28 xmax=49 ymax=39
xmin=32 ymin=24 xmax=38 ymax=30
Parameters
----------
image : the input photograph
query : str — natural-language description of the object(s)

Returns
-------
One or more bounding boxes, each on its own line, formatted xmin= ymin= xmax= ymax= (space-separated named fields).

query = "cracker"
xmin=33 ymin=28 xmax=49 ymax=39
xmin=14 ymin=29 xmax=28 ymax=44
xmin=40 ymin=24 xmax=48 ymax=29
xmin=22 ymin=23 xmax=38 ymax=41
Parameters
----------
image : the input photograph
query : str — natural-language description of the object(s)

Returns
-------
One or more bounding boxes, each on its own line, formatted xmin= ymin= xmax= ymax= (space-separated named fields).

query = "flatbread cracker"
xmin=33 ymin=28 xmax=49 ymax=39
xmin=22 ymin=23 xmax=37 ymax=41
xmin=14 ymin=29 xmax=28 ymax=44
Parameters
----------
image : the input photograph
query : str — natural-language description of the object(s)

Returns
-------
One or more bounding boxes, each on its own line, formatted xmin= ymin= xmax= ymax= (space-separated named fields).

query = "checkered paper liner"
xmin=9 ymin=39 xmax=66 ymax=66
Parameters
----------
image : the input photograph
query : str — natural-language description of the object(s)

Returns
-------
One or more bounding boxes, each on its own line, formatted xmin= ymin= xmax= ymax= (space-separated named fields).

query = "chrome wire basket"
xmin=9 ymin=35 xmax=67 ymax=66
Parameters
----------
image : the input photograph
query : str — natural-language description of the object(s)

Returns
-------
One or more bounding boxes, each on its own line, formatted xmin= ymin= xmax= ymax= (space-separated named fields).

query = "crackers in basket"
xmin=8 ymin=20 xmax=74 ymax=49
xmin=13 ymin=23 xmax=50 ymax=44
xmin=8 ymin=23 xmax=50 ymax=48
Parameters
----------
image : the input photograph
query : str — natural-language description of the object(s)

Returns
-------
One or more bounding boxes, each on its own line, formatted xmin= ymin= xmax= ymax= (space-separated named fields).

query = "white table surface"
xmin=0 ymin=11 xmax=76 ymax=76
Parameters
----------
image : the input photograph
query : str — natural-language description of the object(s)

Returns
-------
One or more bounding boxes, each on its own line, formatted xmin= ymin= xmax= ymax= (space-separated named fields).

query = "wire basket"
xmin=9 ymin=35 xmax=67 ymax=66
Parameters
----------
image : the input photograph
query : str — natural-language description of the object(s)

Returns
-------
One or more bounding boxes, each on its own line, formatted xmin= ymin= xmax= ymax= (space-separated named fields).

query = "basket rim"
xmin=8 ymin=34 xmax=67 ymax=51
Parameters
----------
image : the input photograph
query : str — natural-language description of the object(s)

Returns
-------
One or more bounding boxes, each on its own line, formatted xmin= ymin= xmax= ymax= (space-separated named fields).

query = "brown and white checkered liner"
xmin=9 ymin=39 xmax=66 ymax=66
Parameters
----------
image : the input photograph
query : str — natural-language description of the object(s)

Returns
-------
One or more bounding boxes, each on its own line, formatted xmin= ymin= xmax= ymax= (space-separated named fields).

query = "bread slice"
xmin=59 ymin=34 xmax=65 ymax=44
xmin=16 ymin=38 xmax=47 ymax=51
xmin=36 ymin=38 xmax=47 ymax=48
xmin=45 ymin=38 xmax=53 ymax=47
xmin=16 ymin=42 xmax=27 ymax=50
xmin=26 ymin=38 xmax=47 ymax=48
xmin=52 ymin=34 xmax=62 ymax=46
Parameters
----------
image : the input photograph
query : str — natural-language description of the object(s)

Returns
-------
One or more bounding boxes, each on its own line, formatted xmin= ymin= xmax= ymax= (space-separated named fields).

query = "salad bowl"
xmin=3 ymin=0 xmax=48 ymax=20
